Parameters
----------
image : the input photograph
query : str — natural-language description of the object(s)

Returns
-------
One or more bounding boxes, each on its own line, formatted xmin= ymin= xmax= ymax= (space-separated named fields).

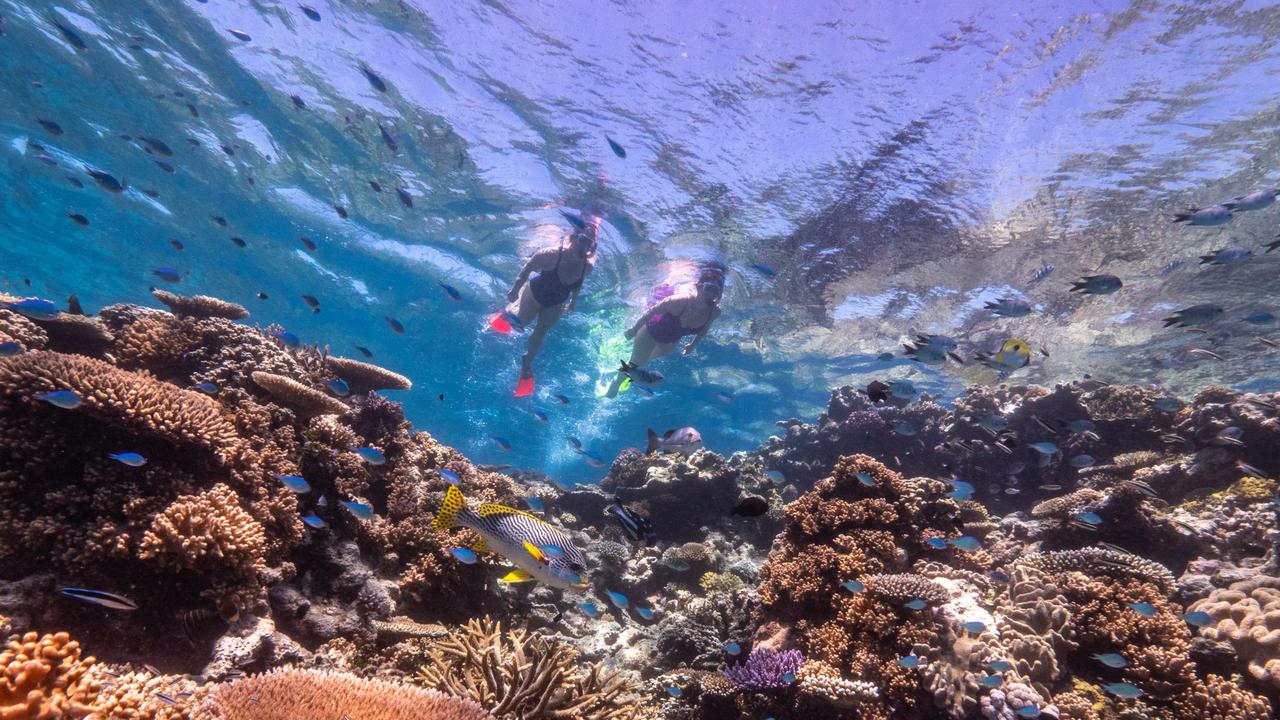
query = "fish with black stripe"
xmin=433 ymin=485 xmax=588 ymax=589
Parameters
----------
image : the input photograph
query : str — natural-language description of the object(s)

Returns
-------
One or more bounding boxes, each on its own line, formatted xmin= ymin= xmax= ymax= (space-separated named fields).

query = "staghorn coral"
xmin=721 ymin=648 xmax=804 ymax=691
xmin=151 ymin=290 xmax=249 ymax=320
xmin=0 ymin=350 xmax=245 ymax=463
xmin=412 ymin=617 xmax=639 ymax=719
xmin=1016 ymin=547 xmax=1176 ymax=594
xmin=1 ymin=631 xmax=98 ymax=720
xmin=251 ymin=371 xmax=349 ymax=417
xmin=192 ymin=667 xmax=495 ymax=720
xmin=325 ymin=356 xmax=412 ymax=391
xmin=1187 ymin=574 xmax=1280 ymax=691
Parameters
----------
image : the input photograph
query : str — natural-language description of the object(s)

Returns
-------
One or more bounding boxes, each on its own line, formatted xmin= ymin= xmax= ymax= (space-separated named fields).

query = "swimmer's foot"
xmin=514 ymin=373 xmax=535 ymax=397
xmin=489 ymin=312 xmax=513 ymax=334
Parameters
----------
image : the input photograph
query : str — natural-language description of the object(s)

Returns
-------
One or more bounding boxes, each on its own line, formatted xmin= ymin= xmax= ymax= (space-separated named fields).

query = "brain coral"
xmin=1187 ymin=574 xmax=1280 ymax=691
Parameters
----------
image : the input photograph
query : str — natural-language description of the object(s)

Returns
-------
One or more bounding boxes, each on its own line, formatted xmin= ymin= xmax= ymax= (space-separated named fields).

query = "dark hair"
xmin=568 ymin=225 xmax=597 ymax=260
xmin=698 ymin=264 xmax=725 ymax=303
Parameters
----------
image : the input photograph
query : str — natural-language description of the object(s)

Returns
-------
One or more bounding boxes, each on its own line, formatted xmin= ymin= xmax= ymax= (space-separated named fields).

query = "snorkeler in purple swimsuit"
xmin=605 ymin=265 xmax=724 ymax=398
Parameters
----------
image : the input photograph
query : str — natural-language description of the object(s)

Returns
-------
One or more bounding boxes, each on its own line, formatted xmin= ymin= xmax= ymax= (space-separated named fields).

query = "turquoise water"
xmin=2 ymin=0 xmax=1279 ymax=486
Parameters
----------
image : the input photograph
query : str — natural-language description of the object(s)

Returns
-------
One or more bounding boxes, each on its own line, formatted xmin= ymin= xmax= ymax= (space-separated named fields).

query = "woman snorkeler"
xmin=604 ymin=263 xmax=724 ymax=398
xmin=492 ymin=218 xmax=598 ymax=397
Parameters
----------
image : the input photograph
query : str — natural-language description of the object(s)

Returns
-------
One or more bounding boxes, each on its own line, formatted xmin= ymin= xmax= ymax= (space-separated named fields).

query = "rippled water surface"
xmin=2 ymin=0 xmax=1279 ymax=481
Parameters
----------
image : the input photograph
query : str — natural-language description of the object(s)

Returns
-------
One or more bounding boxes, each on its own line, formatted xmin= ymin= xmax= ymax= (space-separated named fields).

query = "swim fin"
xmin=514 ymin=374 xmax=535 ymax=397
xmin=489 ymin=313 xmax=513 ymax=334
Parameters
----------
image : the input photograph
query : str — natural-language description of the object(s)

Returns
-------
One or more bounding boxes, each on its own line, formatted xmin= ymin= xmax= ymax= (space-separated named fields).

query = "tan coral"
xmin=1016 ymin=547 xmax=1175 ymax=594
xmin=412 ymin=617 xmax=639 ymax=720
xmin=151 ymin=290 xmax=249 ymax=320
xmin=0 ymin=350 xmax=244 ymax=463
xmin=192 ymin=667 xmax=494 ymax=720
xmin=794 ymin=659 xmax=879 ymax=710
xmin=1165 ymin=672 xmax=1273 ymax=720
xmin=325 ymin=356 xmax=412 ymax=391
xmin=1187 ymin=574 xmax=1280 ymax=691
xmin=0 ymin=307 xmax=49 ymax=349
xmin=1030 ymin=489 xmax=1104 ymax=518
xmin=994 ymin=566 xmax=1076 ymax=698
xmin=1 ymin=631 xmax=99 ymax=720
xmin=251 ymin=371 xmax=348 ymax=417
xmin=84 ymin=666 xmax=198 ymax=720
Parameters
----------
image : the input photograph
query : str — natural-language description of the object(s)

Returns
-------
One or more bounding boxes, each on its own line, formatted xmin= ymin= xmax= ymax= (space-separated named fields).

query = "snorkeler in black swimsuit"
xmin=493 ymin=222 xmax=597 ymax=396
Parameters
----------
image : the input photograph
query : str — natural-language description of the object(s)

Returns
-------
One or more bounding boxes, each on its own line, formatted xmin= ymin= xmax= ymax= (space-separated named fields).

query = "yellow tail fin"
xmin=433 ymin=484 xmax=467 ymax=530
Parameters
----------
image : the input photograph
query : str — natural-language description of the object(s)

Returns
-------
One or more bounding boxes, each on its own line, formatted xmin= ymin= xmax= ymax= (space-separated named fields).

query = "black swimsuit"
xmin=529 ymin=250 xmax=585 ymax=306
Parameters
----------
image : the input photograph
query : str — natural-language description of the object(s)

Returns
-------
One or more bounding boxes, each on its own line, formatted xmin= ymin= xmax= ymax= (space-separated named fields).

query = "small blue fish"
xmin=665 ymin=687 xmax=683 ymax=698
xmin=35 ymin=390 xmax=82 ymax=409
xmin=109 ymin=452 xmax=147 ymax=467
xmin=523 ymin=497 xmax=545 ymax=513
xmin=440 ymin=469 xmax=461 ymax=485
xmin=1069 ymin=454 xmax=1095 ymax=468
xmin=326 ymin=379 xmax=350 ymax=397
xmin=962 ymin=620 xmax=987 ymax=634
xmin=607 ymin=591 xmax=629 ymax=609
xmin=1100 ymin=683 xmax=1143 ymax=699
xmin=1128 ymin=602 xmax=1156 ymax=617
xmin=60 ymin=587 xmax=137 ymax=611
xmin=663 ymin=557 xmax=691 ymax=572
xmin=715 ymin=390 xmax=734 ymax=404
xmin=635 ymin=607 xmax=655 ymax=620
xmin=151 ymin=267 xmax=183 ymax=283
xmin=0 ymin=341 xmax=21 ymax=356
xmin=989 ymin=571 xmax=1011 ymax=584
xmin=841 ymin=580 xmax=865 ymax=593
xmin=1092 ymin=653 xmax=1127 ymax=668
xmin=565 ymin=436 xmax=583 ymax=451
xmin=1183 ymin=611 xmax=1212 ymax=627
xmin=582 ymin=451 xmax=606 ymax=468
xmin=301 ymin=515 xmax=326 ymax=529
xmin=1029 ymin=442 xmax=1059 ymax=455
xmin=355 ymin=447 xmax=386 ymax=465
xmin=888 ymin=380 xmax=917 ymax=400
xmin=491 ymin=436 xmax=512 ymax=451
xmin=273 ymin=330 xmax=301 ymax=349
xmin=191 ymin=382 xmax=218 ymax=395
xmin=897 ymin=655 xmax=920 ymax=668
xmin=781 ymin=671 xmax=796 ymax=684
xmin=986 ymin=660 xmax=1013 ymax=672
xmin=1016 ymin=707 xmax=1041 ymax=719
xmin=579 ymin=602 xmax=603 ymax=618
xmin=723 ymin=642 xmax=741 ymax=656
xmin=980 ymin=415 xmax=1009 ymax=432
xmin=905 ymin=598 xmax=928 ymax=611
xmin=1075 ymin=512 xmax=1102 ymax=525
xmin=553 ymin=394 xmax=570 ymax=405
xmin=275 ymin=474 xmax=311 ymax=493
xmin=438 ymin=282 xmax=462 ymax=302
xmin=948 ymin=536 xmax=981 ymax=552
xmin=979 ymin=675 xmax=1003 ymax=688
xmin=1242 ymin=311 xmax=1276 ymax=325
xmin=341 ymin=500 xmax=374 ymax=519
xmin=947 ymin=490 xmax=973 ymax=501
xmin=893 ymin=420 xmax=918 ymax=436
xmin=765 ymin=470 xmax=786 ymax=486
xmin=5 ymin=298 xmax=61 ymax=321
xmin=951 ymin=480 xmax=975 ymax=493
xmin=450 ymin=548 xmax=478 ymax=564
xmin=750 ymin=263 xmax=776 ymax=278
xmin=1068 ymin=419 xmax=1097 ymax=434
xmin=532 ymin=409 xmax=549 ymax=424
xmin=855 ymin=471 xmax=876 ymax=487
xmin=877 ymin=351 xmax=894 ymax=362
xmin=925 ymin=538 xmax=947 ymax=549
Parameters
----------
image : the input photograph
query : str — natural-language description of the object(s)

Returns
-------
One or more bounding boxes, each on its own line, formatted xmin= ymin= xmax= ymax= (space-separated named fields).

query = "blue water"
xmin=2 ymin=0 xmax=1280 ymax=483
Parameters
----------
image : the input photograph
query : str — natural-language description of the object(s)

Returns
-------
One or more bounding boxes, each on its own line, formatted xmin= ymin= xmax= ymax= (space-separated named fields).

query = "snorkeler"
xmin=492 ymin=219 xmax=598 ymax=397
xmin=604 ymin=265 xmax=724 ymax=398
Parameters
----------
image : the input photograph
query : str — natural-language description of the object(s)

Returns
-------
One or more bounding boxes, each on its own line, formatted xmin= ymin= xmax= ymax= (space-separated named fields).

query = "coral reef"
xmin=1 ymin=631 xmax=98 ymax=720
xmin=151 ymin=290 xmax=249 ymax=320
xmin=325 ymin=355 xmax=412 ymax=392
xmin=722 ymin=648 xmax=804 ymax=690
xmin=251 ymin=371 xmax=349 ymax=417
xmin=1187 ymin=574 xmax=1280 ymax=692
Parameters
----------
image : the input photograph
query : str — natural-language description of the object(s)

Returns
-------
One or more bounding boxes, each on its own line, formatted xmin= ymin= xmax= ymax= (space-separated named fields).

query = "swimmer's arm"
xmin=566 ymin=286 xmax=581 ymax=313
xmin=682 ymin=307 xmax=720 ymax=354
xmin=509 ymin=250 xmax=556 ymax=297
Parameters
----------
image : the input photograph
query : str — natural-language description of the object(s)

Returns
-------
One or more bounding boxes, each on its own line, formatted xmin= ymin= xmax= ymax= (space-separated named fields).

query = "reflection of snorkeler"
xmin=605 ymin=265 xmax=724 ymax=398
xmin=493 ymin=221 xmax=598 ymax=397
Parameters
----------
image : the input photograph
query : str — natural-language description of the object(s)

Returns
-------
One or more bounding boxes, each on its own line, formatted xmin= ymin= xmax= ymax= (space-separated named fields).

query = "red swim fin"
xmin=489 ymin=313 xmax=513 ymax=334
xmin=514 ymin=374 xmax=535 ymax=397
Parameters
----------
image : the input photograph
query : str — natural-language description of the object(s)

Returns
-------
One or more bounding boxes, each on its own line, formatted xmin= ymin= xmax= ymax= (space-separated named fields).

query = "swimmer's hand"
xmin=624 ymin=327 xmax=637 ymax=340
xmin=681 ymin=344 xmax=695 ymax=355
xmin=507 ymin=287 xmax=520 ymax=302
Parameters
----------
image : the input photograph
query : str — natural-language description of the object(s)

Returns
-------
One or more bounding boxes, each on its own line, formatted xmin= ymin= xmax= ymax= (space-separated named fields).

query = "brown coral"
xmin=1 ymin=631 xmax=98 ymax=720
xmin=251 ymin=371 xmax=348 ymax=417
xmin=192 ymin=667 xmax=494 ymax=720
xmin=1016 ymin=547 xmax=1176 ymax=594
xmin=1165 ymin=672 xmax=1273 ymax=720
xmin=84 ymin=665 xmax=198 ymax=720
xmin=864 ymin=573 xmax=949 ymax=606
xmin=325 ymin=356 xmax=412 ymax=391
xmin=412 ymin=617 xmax=639 ymax=719
xmin=151 ymin=290 xmax=249 ymax=320
xmin=1187 ymin=574 xmax=1280 ymax=691
xmin=1030 ymin=489 xmax=1104 ymax=518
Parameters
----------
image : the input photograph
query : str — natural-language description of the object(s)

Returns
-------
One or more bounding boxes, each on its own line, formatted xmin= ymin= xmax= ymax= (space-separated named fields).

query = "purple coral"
xmin=722 ymin=648 xmax=805 ymax=691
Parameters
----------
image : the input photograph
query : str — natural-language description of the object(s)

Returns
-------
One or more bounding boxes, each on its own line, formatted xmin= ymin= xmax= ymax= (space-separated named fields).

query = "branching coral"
xmin=865 ymin=573 xmax=950 ymax=606
xmin=1016 ymin=548 xmax=1175 ymax=594
xmin=722 ymin=648 xmax=804 ymax=691
xmin=1 ymin=631 xmax=98 ymax=720
xmin=412 ymin=617 xmax=639 ymax=719
xmin=192 ymin=667 xmax=495 ymax=720
xmin=84 ymin=665 xmax=198 ymax=719
xmin=151 ymin=290 xmax=249 ymax=320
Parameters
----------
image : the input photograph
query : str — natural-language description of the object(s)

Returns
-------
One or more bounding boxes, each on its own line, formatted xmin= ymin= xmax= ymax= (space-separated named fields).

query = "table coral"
xmin=325 ymin=355 xmax=412 ymax=391
xmin=150 ymin=290 xmax=249 ymax=320
xmin=251 ymin=371 xmax=349 ymax=417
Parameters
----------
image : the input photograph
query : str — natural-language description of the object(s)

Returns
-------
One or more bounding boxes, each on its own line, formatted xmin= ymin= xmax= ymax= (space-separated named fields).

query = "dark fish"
xmin=220 ymin=144 xmax=235 ymax=156
xmin=335 ymin=205 xmax=348 ymax=219
xmin=51 ymin=18 xmax=87 ymax=50
xmin=187 ymin=103 xmax=199 ymax=118
xmin=300 ymin=4 xmax=322 ymax=21
xmin=141 ymin=188 xmax=159 ymax=198
xmin=138 ymin=136 xmax=173 ymax=156
xmin=227 ymin=28 xmax=251 ymax=42
xmin=385 ymin=315 xmax=405 ymax=334
xmin=301 ymin=294 xmax=320 ymax=312
xmin=152 ymin=267 xmax=183 ymax=283
xmin=1266 ymin=236 xmax=1280 ymax=254
xmin=38 ymin=118 xmax=63 ymax=135
xmin=257 ymin=292 xmax=268 ymax=300
xmin=67 ymin=295 xmax=84 ymax=315
xmin=155 ymin=160 xmax=175 ymax=173
xmin=369 ymin=180 xmax=383 ymax=192
xmin=300 ymin=236 xmax=317 ymax=252
xmin=379 ymin=123 xmax=398 ymax=152
xmin=606 ymin=135 xmax=626 ymax=159
xmin=65 ymin=176 xmax=83 ymax=188
xmin=230 ymin=237 xmax=246 ymax=248
xmin=1028 ymin=264 xmax=1054 ymax=284
xmin=864 ymin=380 xmax=891 ymax=403
xmin=61 ymin=587 xmax=137 ymax=611
xmin=68 ymin=213 xmax=89 ymax=226
xmin=560 ymin=210 xmax=587 ymax=230
xmin=355 ymin=345 xmax=374 ymax=358
xmin=290 ymin=94 xmax=306 ymax=110
xmin=606 ymin=500 xmax=655 ymax=545
xmin=731 ymin=496 xmax=769 ymax=517
xmin=1069 ymin=274 xmax=1122 ymax=295
xmin=360 ymin=64 xmax=388 ymax=92
xmin=438 ymin=282 xmax=462 ymax=302
xmin=87 ymin=169 xmax=126 ymax=193
xmin=396 ymin=187 xmax=413 ymax=208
